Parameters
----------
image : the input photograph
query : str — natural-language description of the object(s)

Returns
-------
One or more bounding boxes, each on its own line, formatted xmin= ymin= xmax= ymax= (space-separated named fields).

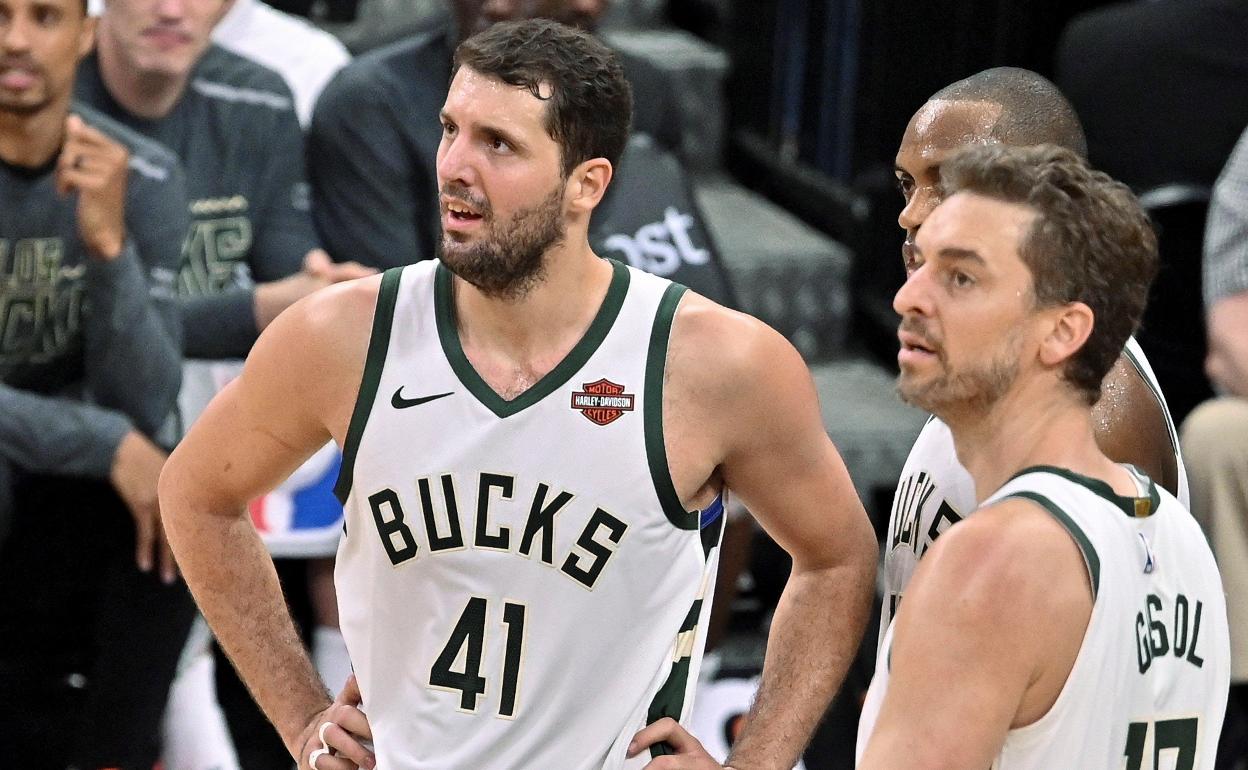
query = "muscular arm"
xmin=159 ymin=277 xmax=377 ymax=754
xmin=1206 ymin=292 xmax=1248 ymax=398
xmin=858 ymin=500 xmax=1092 ymax=768
xmin=671 ymin=300 xmax=877 ymax=769
xmin=1092 ymin=353 xmax=1179 ymax=496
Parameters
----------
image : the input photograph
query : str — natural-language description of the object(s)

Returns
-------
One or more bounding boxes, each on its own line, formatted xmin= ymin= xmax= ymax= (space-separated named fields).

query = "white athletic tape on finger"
xmin=310 ymin=747 xmax=329 ymax=770
xmin=310 ymin=720 xmax=336 ymax=770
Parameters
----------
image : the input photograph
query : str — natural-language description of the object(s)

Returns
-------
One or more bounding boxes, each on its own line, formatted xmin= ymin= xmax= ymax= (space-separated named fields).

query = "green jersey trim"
xmin=433 ymin=259 xmax=630 ymax=418
xmin=1003 ymin=489 xmax=1101 ymax=598
xmin=334 ymin=267 xmax=403 ymax=504
xmin=646 ymin=598 xmax=703 ymax=757
xmin=644 ymin=282 xmax=698 ymax=531
xmin=1009 ymin=464 xmax=1161 ymax=519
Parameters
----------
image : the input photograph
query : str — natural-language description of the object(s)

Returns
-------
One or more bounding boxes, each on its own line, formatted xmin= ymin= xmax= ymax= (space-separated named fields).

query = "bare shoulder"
xmin=923 ymin=501 xmax=1078 ymax=591
xmin=243 ymin=274 xmax=384 ymax=432
xmin=1094 ymin=352 xmax=1178 ymax=496
xmin=914 ymin=499 xmax=1092 ymax=618
xmin=667 ymin=292 xmax=810 ymax=401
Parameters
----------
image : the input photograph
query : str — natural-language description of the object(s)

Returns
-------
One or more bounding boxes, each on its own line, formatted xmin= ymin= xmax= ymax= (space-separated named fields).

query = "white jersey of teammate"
xmin=334 ymin=259 xmax=722 ymax=769
xmin=878 ymin=336 xmax=1189 ymax=648
xmin=859 ymin=466 xmax=1229 ymax=768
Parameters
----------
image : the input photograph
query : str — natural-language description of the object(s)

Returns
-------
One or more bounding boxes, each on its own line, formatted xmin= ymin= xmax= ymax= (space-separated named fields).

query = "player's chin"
xmin=896 ymin=374 xmax=936 ymax=408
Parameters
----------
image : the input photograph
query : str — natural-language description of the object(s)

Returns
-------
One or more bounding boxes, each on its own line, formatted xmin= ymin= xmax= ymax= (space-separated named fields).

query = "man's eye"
xmin=442 ymin=122 xmax=456 ymax=136
xmin=897 ymin=176 xmax=914 ymax=199
xmin=489 ymin=138 xmax=510 ymax=152
xmin=949 ymin=270 xmax=974 ymax=289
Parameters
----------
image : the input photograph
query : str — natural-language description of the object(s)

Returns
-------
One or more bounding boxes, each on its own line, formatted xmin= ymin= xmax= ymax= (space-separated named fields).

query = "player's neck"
xmin=452 ymin=242 xmax=614 ymax=382
xmin=0 ymin=102 xmax=68 ymax=169
xmin=945 ymin=379 xmax=1126 ymax=503
xmin=95 ymin=31 xmax=189 ymax=120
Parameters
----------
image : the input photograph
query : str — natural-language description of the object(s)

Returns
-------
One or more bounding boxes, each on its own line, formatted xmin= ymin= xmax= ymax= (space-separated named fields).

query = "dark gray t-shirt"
xmin=0 ymin=102 xmax=186 ymax=479
xmin=76 ymin=46 xmax=320 ymax=359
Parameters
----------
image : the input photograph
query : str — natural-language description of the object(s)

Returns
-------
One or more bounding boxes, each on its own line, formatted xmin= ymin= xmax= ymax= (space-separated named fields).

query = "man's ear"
xmin=1038 ymin=301 xmax=1095 ymax=368
xmin=566 ymin=157 xmax=614 ymax=214
xmin=78 ymin=14 xmax=98 ymax=59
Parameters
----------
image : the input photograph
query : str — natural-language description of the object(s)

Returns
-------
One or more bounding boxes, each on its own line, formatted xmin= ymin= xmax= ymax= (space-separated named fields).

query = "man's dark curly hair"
xmin=453 ymin=18 xmax=633 ymax=177
xmin=941 ymin=144 xmax=1158 ymax=405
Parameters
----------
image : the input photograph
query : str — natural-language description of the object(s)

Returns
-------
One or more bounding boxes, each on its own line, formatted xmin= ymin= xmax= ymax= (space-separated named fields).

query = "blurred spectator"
xmin=1056 ymin=0 xmax=1248 ymax=191
xmin=212 ymin=0 xmax=351 ymax=127
xmin=0 ymin=0 xmax=192 ymax=765
xmin=306 ymin=0 xmax=722 ymax=300
xmin=77 ymin=1 xmax=364 ymax=362
xmin=76 ymin=0 xmax=371 ymax=766
xmin=1182 ymin=124 xmax=1248 ymax=770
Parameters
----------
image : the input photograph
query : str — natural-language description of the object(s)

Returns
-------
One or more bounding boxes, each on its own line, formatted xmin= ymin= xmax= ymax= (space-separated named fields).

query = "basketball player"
xmin=159 ymin=19 xmax=876 ymax=770
xmin=880 ymin=68 xmax=1189 ymax=646
xmin=857 ymin=144 xmax=1229 ymax=766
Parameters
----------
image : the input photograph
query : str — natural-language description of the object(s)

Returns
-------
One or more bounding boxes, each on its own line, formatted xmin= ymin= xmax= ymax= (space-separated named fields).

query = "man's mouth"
xmin=142 ymin=27 xmax=194 ymax=50
xmin=444 ymin=200 xmax=483 ymax=223
xmin=0 ymin=67 xmax=38 ymax=91
xmin=897 ymin=327 xmax=941 ymax=366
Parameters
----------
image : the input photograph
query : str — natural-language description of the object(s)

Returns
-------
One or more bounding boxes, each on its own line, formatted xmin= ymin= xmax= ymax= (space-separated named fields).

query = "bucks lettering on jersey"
xmin=859 ymin=466 xmax=1229 ymax=769
xmin=334 ymin=259 xmax=723 ymax=769
xmin=879 ymin=336 xmax=1189 ymax=651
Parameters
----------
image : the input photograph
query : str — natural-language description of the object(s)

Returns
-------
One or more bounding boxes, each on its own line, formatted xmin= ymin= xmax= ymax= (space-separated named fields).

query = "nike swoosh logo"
xmin=391 ymin=388 xmax=455 ymax=409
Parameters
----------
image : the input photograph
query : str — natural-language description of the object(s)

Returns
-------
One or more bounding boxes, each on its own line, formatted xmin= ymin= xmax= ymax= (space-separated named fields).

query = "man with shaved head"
xmin=879 ymin=67 xmax=1189 ymax=647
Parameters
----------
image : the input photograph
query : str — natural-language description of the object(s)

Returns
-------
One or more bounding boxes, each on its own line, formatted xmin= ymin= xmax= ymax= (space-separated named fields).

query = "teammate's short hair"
xmin=941 ymin=144 xmax=1157 ymax=404
xmin=932 ymin=67 xmax=1087 ymax=159
xmin=454 ymin=18 xmax=633 ymax=177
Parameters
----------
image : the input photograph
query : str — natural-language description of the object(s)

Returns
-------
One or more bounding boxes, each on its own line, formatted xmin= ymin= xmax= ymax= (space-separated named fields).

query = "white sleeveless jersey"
xmin=334 ymin=260 xmax=723 ymax=769
xmin=859 ymin=466 xmax=1229 ymax=769
xmin=878 ymin=336 xmax=1189 ymax=650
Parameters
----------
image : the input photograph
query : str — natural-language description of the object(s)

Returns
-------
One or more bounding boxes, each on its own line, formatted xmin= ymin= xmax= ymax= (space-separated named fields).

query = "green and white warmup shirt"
xmin=858 ymin=466 xmax=1229 ymax=769
xmin=878 ymin=336 xmax=1189 ymax=651
xmin=334 ymin=259 xmax=724 ymax=769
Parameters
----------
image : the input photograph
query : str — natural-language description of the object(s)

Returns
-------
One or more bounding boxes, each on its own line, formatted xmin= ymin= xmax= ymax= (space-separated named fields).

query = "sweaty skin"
xmin=894 ymin=99 xmax=1179 ymax=495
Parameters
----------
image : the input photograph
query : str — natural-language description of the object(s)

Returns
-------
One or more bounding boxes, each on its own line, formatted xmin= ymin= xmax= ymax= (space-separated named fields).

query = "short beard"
xmin=898 ymin=328 xmax=1023 ymax=417
xmin=439 ymin=184 xmax=565 ymax=301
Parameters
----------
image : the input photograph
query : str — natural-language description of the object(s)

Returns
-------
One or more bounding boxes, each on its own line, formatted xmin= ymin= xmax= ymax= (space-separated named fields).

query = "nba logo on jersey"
xmin=570 ymin=378 xmax=635 ymax=425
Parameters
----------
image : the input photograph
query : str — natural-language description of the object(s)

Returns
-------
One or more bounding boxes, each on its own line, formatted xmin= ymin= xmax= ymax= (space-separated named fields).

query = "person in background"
xmin=1181 ymin=124 xmax=1248 ymax=769
xmin=77 ymin=1 xmax=371 ymax=766
xmin=0 ymin=0 xmax=192 ymax=765
xmin=212 ymin=0 xmax=350 ymax=128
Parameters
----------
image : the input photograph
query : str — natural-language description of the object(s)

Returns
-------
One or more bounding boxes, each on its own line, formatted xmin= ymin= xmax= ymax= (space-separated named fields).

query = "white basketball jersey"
xmin=334 ymin=260 xmax=723 ymax=769
xmin=878 ymin=336 xmax=1189 ymax=650
xmin=859 ymin=466 xmax=1229 ymax=769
